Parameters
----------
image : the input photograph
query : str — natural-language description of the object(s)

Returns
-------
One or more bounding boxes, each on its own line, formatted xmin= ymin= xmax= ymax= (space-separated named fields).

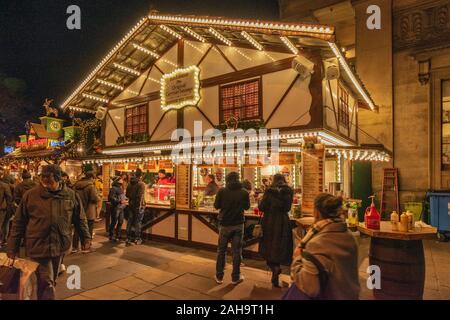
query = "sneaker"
xmin=232 ymin=275 xmax=245 ymax=285
xmin=126 ymin=240 xmax=134 ymax=246
xmin=71 ymin=249 xmax=79 ymax=254
xmin=58 ymin=264 xmax=66 ymax=276
xmin=82 ymin=247 xmax=94 ymax=254
xmin=135 ymin=239 xmax=143 ymax=245
xmin=214 ymin=275 xmax=223 ymax=284
xmin=113 ymin=237 xmax=120 ymax=242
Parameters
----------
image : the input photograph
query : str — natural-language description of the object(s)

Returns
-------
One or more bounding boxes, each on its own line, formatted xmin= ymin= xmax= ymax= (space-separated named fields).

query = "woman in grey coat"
xmin=290 ymin=193 xmax=360 ymax=300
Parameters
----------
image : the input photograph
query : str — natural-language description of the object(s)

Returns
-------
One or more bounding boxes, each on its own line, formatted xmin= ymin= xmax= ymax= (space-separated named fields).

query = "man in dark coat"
xmin=214 ymin=172 xmax=250 ymax=285
xmin=108 ymin=177 xmax=128 ymax=241
xmin=72 ymin=171 xmax=99 ymax=251
xmin=14 ymin=170 xmax=37 ymax=205
xmin=126 ymin=169 xmax=146 ymax=245
xmin=0 ymin=179 xmax=12 ymax=247
xmin=258 ymin=173 xmax=294 ymax=287
xmin=7 ymin=164 xmax=91 ymax=300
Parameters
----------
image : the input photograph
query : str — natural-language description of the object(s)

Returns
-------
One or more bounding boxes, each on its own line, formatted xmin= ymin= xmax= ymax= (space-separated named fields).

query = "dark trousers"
xmin=267 ymin=261 xmax=281 ymax=281
xmin=33 ymin=256 xmax=63 ymax=300
xmin=109 ymin=206 xmax=124 ymax=239
xmin=216 ymin=224 xmax=244 ymax=282
xmin=73 ymin=219 xmax=95 ymax=249
xmin=126 ymin=207 xmax=144 ymax=241
xmin=0 ymin=210 xmax=8 ymax=243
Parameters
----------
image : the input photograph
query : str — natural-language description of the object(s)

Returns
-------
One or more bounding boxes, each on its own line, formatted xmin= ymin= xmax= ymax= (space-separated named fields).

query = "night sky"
xmin=0 ymin=0 xmax=279 ymax=115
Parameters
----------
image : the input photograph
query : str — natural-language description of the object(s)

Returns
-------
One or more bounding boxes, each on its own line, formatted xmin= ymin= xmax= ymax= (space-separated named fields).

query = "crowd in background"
xmin=0 ymin=164 xmax=360 ymax=300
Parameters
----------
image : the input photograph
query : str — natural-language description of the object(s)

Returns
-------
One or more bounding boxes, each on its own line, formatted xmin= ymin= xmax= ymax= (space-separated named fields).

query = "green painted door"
xmin=352 ymin=162 xmax=372 ymax=221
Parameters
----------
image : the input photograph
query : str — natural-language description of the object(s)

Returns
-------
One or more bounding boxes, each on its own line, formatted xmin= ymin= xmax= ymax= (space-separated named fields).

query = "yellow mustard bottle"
xmin=390 ymin=211 xmax=399 ymax=231
xmin=399 ymin=212 xmax=409 ymax=232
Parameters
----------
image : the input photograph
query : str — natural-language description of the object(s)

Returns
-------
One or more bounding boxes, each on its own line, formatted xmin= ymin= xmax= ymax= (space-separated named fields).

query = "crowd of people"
xmin=0 ymin=164 xmax=360 ymax=300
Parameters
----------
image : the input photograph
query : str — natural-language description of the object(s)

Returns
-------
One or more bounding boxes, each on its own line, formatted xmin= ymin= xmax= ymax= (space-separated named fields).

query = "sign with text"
xmin=16 ymin=138 xmax=48 ymax=151
xmin=301 ymin=149 xmax=325 ymax=215
xmin=161 ymin=66 xmax=200 ymax=111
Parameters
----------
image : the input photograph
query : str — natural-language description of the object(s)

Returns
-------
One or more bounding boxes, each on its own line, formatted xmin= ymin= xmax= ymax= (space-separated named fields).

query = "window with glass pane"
xmin=220 ymin=78 xmax=261 ymax=123
xmin=338 ymin=83 xmax=350 ymax=128
xmin=125 ymin=105 xmax=147 ymax=135
xmin=442 ymin=81 xmax=450 ymax=168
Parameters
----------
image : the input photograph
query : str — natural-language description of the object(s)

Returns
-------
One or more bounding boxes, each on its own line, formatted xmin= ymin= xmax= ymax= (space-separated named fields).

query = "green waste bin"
xmin=404 ymin=202 xmax=423 ymax=222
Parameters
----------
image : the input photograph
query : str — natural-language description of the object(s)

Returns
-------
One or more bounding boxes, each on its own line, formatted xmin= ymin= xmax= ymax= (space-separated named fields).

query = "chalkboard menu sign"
xmin=301 ymin=149 xmax=324 ymax=215
xmin=176 ymin=164 xmax=192 ymax=209
xmin=102 ymin=163 xmax=111 ymax=200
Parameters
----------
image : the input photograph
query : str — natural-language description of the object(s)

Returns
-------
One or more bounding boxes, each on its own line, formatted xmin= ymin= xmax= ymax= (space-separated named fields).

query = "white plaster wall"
xmin=105 ymin=108 xmax=124 ymax=146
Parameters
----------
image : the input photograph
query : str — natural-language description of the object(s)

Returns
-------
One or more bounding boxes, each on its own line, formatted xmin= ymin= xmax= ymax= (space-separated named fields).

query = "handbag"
xmin=252 ymin=215 xmax=263 ymax=238
xmin=282 ymin=251 xmax=329 ymax=300
xmin=0 ymin=259 xmax=20 ymax=295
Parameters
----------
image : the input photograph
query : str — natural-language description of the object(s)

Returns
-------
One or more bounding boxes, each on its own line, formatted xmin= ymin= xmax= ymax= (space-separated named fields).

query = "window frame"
xmin=124 ymin=104 xmax=148 ymax=136
xmin=337 ymin=82 xmax=350 ymax=129
xmin=219 ymin=77 xmax=263 ymax=124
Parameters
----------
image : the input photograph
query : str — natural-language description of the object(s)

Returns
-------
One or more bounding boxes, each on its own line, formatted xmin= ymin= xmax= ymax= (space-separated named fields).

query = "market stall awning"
xmin=2 ymin=148 xmax=63 ymax=162
xmin=61 ymin=12 xmax=377 ymax=114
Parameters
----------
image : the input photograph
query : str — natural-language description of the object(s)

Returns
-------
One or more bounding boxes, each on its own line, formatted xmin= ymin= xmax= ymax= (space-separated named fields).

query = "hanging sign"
xmin=16 ymin=138 xmax=48 ymax=151
xmin=160 ymin=65 xmax=200 ymax=111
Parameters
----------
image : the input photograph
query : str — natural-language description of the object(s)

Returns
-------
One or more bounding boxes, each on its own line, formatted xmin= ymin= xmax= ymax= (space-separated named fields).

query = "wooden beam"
xmin=114 ymin=57 xmax=295 ymax=106
xmin=214 ymin=45 xmax=238 ymax=72
xmin=327 ymin=80 xmax=339 ymax=131
xmin=149 ymin=110 xmax=170 ymax=140
xmin=106 ymin=110 xmax=122 ymax=138
xmin=193 ymin=213 xmax=219 ymax=234
xmin=265 ymin=74 xmax=300 ymax=126
xmin=196 ymin=44 xmax=213 ymax=67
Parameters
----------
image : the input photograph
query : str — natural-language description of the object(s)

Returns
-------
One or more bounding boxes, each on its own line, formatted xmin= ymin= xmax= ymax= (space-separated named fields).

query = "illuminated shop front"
xmin=64 ymin=12 xmax=390 ymax=253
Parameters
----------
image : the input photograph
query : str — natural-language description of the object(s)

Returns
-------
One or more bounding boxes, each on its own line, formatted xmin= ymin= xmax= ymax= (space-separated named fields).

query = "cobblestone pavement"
xmin=3 ymin=225 xmax=449 ymax=300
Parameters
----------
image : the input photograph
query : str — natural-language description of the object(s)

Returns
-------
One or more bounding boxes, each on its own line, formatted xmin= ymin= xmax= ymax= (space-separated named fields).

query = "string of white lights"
xmin=181 ymin=26 xmax=206 ymax=43
xmin=96 ymin=79 xmax=124 ymax=90
xmin=241 ymin=31 xmax=263 ymax=51
xmin=113 ymin=63 xmax=141 ymax=76
xmin=208 ymin=27 xmax=232 ymax=46
xmin=82 ymin=93 xmax=109 ymax=104
xmin=280 ymin=36 xmax=299 ymax=55
xmin=160 ymin=25 xmax=183 ymax=39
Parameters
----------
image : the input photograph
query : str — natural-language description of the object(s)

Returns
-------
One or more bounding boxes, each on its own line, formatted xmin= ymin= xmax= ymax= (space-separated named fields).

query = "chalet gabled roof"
xmin=61 ymin=12 xmax=376 ymax=114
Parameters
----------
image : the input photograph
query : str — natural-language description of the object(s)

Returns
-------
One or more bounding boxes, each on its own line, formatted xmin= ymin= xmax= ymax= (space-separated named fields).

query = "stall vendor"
xmin=154 ymin=169 xmax=174 ymax=202
xmin=204 ymin=174 xmax=219 ymax=197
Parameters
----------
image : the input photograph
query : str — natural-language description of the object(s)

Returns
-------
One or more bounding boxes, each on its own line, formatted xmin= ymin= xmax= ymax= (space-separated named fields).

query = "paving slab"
xmin=134 ymin=268 xmax=179 ymax=286
xmin=81 ymin=268 xmax=130 ymax=290
xmin=152 ymin=283 xmax=216 ymax=300
xmin=81 ymin=283 xmax=138 ymax=300
xmin=131 ymin=291 xmax=175 ymax=300
xmin=112 ymin=276 xmax=157 ymax=294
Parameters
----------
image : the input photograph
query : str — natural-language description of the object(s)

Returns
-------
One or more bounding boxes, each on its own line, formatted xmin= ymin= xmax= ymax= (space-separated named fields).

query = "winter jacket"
xmin=8 ymin=184 xmax=91 ymax=258
xmin=73 ymin=178 xmax=100 ymax=220
xmin=14 ymin=178 xmax=37 ymax=205
xmin=126 ymin=177 xmax=146 ymax=210
xmin=0 ymin=180 xmax=13 ymax=211
xmin=291 ymin=219 xmax=360 ymax=300
xmin=108 ymin=183 xmax=124 ymax=208
xmin=258 ymin=183 xmax=294 ymax=265
xmin=214 ymin=182 xmax=250 ymax=227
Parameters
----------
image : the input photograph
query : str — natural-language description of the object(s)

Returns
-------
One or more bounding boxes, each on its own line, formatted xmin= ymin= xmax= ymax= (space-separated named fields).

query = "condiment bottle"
xmin=390 ymin=211 xmax=399 ymax=231
xmin=399 ymin=212 xmax=409 ymax=232
xmin=365 ymin=195 xmax=380 ymax=230
xmin=406 ymin=210 xmax=415 ymax=231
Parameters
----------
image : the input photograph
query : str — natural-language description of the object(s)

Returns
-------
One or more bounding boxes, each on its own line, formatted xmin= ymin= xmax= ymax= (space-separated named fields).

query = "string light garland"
xmin=132 ymin=43 xmax=160 ymax=59
xmin=241 ymin=31 xmax=263 ymax=51
xmin=159 ymin=25 xmax=183 ymax=39
xmin=280 ymin=36 xmax=299 ymax=55
xmin=82 ymin=93 xmax=109 ymax=104
xmin=181 ymin=26 xmax=207 ymax=43
xmin=208 ymin=27 xmax=232 ymax=46
xmin=185 ymin=41 xmax=208 ymax=54
xmin=126 ymin=89 xmax=140 ymax=96
xmin=113 ymin=63 xmax=141 ymax=76
xmin=328 ymin=42 xmax=375 ymax=110
xmin=96 ymin=79 xmax=124 ymax=90
xmin=61 ymin=17 xmax=148 ymax=109
xmin=67 ymin=106 xmax=97 ymax=114
xmin=148 ymin=14 xmax=334 ymax=36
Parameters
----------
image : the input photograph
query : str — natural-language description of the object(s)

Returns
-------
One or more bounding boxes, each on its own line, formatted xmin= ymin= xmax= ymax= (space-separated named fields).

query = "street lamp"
xmin=418 ymin=59 xmax=431 ymax=85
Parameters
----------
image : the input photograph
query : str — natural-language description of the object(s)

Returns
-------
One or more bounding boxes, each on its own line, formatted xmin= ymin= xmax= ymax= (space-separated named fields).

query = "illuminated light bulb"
xmin=185 ymin=41 xmax=207 ymax=54
xmin=132 ymin=43 xmax=160 ymax=59
xmin=96 ymin=79 xmax=124 ymax=90
xmin=126 ymin=89 xmax=139 ymax=95
xmin=82 ymin=93 xmax=109 ymax=103
xmin=280 ymin=36 xmax=299 ymax=55
xmin=181 ymin=26 xmax=206 ymax=42
xmin=147 ymin=76 xmax=160 ymax=84
xmin=208 ymin=27 xmax=232 ymax=46
xmin=113 ymin=63 xmax=141 ymax=76
xmin=241 ymin=31 xmax=263 ymax=51
xmin=160 ymin=25 xmax=182 ymax=39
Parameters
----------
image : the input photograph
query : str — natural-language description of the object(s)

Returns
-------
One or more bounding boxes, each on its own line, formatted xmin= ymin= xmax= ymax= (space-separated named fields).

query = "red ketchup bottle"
xmin=365 ymin=195 xmax=381 ymax=230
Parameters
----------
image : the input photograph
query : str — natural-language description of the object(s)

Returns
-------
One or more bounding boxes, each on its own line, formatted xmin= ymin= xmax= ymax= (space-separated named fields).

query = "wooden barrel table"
xmin=358 ymin=221 xmax=437 ymax=300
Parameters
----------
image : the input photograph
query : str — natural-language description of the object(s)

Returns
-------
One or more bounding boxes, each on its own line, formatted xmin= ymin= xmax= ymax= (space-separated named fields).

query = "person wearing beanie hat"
xmin=14 ymin=170 xmax=37 ymax=205
xmin=7 ymin=164 xmax=91 ymax=300
xmin=213 ymin=171 xmax=250 ymax=285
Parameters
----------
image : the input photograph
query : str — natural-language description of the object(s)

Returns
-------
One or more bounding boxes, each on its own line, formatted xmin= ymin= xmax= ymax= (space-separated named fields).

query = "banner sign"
xmin=161 ymin=65 xmax=200 ymax=111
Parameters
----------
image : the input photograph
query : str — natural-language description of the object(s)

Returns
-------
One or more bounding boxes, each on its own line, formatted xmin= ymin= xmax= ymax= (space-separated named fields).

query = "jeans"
xmin=33 ymin=256 xmax=63 ymax=300
xmin=216 ymin=224 xmax=244 ymax=282
xmin=109 ymin=206 xmax=124 ymax=239
xmin=72 ymin=219 xmax=95 ymax=250
xmin=126 ymin=207 xmax=144 ymax=241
